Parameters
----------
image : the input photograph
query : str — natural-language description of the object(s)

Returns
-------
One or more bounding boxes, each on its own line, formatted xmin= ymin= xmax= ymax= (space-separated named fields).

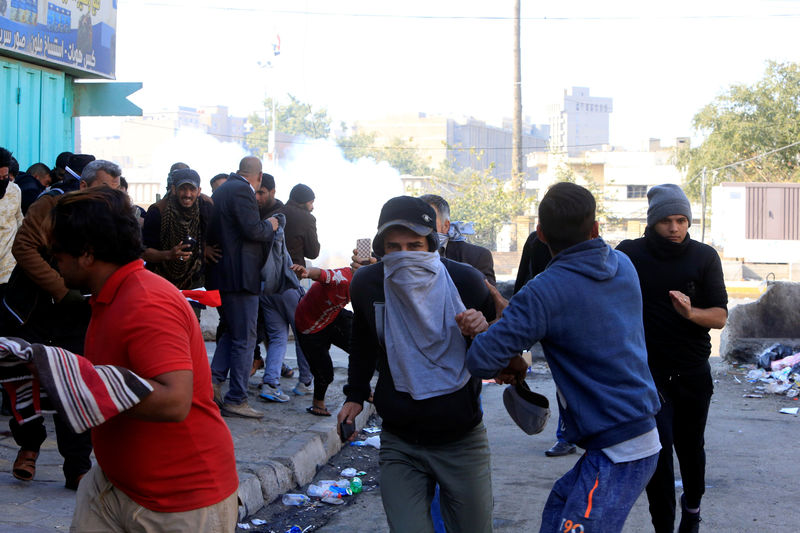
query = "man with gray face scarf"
xmin=338 ymin=196 xmax=499 ymax=533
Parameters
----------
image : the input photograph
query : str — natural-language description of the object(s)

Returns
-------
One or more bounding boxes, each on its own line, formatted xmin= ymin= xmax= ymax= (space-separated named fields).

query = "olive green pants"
xmin=379 ymin=423 xmax=494 ymax=533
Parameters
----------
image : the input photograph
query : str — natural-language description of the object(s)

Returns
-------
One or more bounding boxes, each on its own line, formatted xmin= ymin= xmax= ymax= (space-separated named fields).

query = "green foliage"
xmin=425 ymin=161 xmax=533 ymax=250
xmin=336 ymin=131 xmax=432 ymax=176
xmin=245 ymin=94 xmax=331 ymax=156
xmin=677 ymin=60 xmax=800 ymax=199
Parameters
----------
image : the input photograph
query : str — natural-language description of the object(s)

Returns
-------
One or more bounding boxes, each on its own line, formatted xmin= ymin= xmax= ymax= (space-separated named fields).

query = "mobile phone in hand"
xmin=181 ymin=235 xmax=197 ymax=252
xmin=356 ymin=238 xmax=371 ymax=264
xmin=339 ymin=420 xmax=355 ymax=442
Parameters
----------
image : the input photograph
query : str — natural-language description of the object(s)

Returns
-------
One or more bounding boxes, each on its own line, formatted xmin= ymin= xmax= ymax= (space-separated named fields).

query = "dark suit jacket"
xmin=208 ymin=174 xmax=274 ymax=294
xmin=513 ymin=231 xmax=552 ymax=294
xmin=444 ymin=240 xmax=496 ymax=286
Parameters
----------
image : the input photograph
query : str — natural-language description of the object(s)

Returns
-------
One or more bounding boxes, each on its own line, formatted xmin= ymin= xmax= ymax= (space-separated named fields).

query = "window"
xmin=627 ymin=185 xmax=647 ymax=199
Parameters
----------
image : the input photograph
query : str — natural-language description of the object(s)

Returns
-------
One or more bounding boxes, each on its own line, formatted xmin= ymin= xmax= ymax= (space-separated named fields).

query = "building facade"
xmin=548 ymin=87 xmax=613 ymax=157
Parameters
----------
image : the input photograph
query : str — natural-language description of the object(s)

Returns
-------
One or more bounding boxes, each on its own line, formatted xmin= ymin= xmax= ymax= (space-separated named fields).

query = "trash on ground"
xmin=350 ymin=477 xmax=363 ymax=494
xmin=282 ymin=493 xmax=311 ymax=506
xmin=285 ymin=526 xmax=302 ymax=533
xmin=237 ymin=524 xmax=251 ymax=530
xmin=737 ymin=360 xmax=800 ymax=397
xmin=350 ymin=435 xmax=381 ymax=449
xmin=780 ymin=407 xmax=799 ymax=415
xmin=340 ymin=467 xmax=358 ymax=477
xmin=251 ymin=519 xmax=266 ymax=526
xmin=743 ymin=394 xmax=764 ymax=398
xmin=363 ymin=426 xmax=382 ymax=434
xmin=321 ymin=496 xmax=345 ymax=505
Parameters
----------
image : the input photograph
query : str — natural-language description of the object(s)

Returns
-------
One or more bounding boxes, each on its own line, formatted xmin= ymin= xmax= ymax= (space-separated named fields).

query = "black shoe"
xmin=545 ymin=440 xmax=576 ymax=457
xmin=678 ymin=494 xmax=701 ymax=533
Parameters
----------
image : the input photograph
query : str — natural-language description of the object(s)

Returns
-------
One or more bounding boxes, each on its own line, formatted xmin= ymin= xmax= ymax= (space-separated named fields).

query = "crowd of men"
xmin=0 ymin=146 xmax=726 ymax=533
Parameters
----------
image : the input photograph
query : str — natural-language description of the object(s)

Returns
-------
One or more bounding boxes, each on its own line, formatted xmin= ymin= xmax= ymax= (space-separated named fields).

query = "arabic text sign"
xmin=0 ymin=0 xmax=116 ymax=78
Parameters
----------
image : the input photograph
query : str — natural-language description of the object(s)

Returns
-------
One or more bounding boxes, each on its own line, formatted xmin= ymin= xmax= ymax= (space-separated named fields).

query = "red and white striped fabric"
xmin=0 ymin=337 xmax=153 ymax=434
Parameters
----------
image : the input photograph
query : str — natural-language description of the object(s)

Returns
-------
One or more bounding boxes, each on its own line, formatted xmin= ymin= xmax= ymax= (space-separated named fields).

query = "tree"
xmin=336 ymin=131 xmax=432 ymax=176
xmin=245 ymin=94 xmax=331 ymax=156
xmin=676 ymin=60 xmax=800 ymax=199
xmin=425 ymin=159 xmax=533 ymax=250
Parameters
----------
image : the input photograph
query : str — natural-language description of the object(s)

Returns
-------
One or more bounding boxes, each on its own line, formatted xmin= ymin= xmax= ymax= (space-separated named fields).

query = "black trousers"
xmin=8 ymin=296 xmax=94 ymax=483
xmin=296 ymin=309 xmax=353 ymax=402
xmin=646 ymin=364 xmax=714 ymax=533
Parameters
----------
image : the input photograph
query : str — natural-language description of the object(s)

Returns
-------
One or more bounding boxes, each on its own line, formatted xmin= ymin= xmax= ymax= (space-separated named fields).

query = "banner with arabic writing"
xmin=0 ymin=0 xmax=116 ymax=79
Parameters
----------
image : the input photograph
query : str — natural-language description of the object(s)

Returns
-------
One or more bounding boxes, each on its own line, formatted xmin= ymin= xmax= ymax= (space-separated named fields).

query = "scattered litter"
xmin=282 ymin=493 xmax=311 ymax=506
xmin=251 ymin=519 xmax=267 ymax=526
xmin=363 ymin=426 xmax=382 ymax=434
xmin=738 ymin=359 xmax=800 ymax=398
xmin=743 ymin=394 xmax=764 ymax=398
xmin=757 ymin=343 xmax=797 ymax=370
xmin=350 ymin=477 xmax=363 ymax=494
xmin=340 ymin=468 xmax=358 ymax=478
xmin=350 ymin=435 xmax=381 ymax=449
xmin=321 ymin=496 xmax=345 ymax=505
xmin=780 ymin=407 xmax=799 ymax=415
xmin=285 ymin=527 xmax=302 ymax=533
xmin=771 ymin=352 xmax=800 ymax=371
xmin=733 ymin=375 xmax=741 ymax=383
xmin=766 ymin=382 xmax=792 ymax=394
xmin=746 ymin=369 xmax=766 ymax=382
xmin=237 ymin=524 xmax=251 ymax=530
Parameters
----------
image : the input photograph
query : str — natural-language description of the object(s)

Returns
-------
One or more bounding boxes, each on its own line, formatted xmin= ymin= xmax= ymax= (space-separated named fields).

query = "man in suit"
xmin=419 ymin=194 xmax=496 ymax=285
xmin=208 ymin=156 xmax=278 ymax=419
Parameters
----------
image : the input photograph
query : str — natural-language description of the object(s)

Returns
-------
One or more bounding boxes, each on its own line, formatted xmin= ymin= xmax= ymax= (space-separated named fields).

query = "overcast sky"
xmin=109 ymin=0 xmax=800 ymax=150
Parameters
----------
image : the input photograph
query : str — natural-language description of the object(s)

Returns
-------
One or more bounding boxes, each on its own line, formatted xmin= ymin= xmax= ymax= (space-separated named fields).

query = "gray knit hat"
xmin=647 ymin=184 xmax=692 ymax=227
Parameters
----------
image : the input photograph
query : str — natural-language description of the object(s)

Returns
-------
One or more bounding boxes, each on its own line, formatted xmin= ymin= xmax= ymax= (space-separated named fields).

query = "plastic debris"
xmin=237 ymin=524 xmax=251 ymax=530
xmin=363 ymin=426 xmax=382 ymax=434
xmin=350 ymin=435 xmax=381 ymax=449
xmin=350 ymin=477 xmax=363 ymax=494
xmin=285 ymin=527 xmax=303 ymax=533
xmin=251 ymin=519 xmax=267 ymax=526
xmin=321 ymin=496 xmax=345 ymax=505
xmin=282 ymin=493 xmax=311 ymax=506
xmin=746 ymin=369 xmax=766 ymax=381
xmin=743 ymin=394 xmax=764 ymax=398
xmin=340 ymin=468 xmax=358 ymax=478
xmin=780 ymin=407 xmax=799 ymax=415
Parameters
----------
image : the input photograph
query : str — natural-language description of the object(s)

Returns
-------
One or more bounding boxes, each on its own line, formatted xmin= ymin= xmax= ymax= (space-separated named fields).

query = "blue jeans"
xmin=260 ymin=287 xmax=311 ymax=386
xmin=211 ymin=291 xmax=259 ymax=404
xmin=540 ymin=449 xmax=658 ymax=533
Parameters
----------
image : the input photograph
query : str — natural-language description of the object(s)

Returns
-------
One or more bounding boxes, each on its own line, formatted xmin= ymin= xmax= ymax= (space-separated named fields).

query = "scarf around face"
xmin=644 ymin=225 xmax=690 ymax=260
xmin=382 ymin=251 xmax=469 ymax=400
xmin=153 ymin=194 xmax=204 ymax=290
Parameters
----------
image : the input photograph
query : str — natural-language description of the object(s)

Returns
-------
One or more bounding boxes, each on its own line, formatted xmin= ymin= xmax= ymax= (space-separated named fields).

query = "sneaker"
xmin=221 ymin=401 xmax=264 ymax=418
xmin=545 ymin=440 xmax=577 ymax=457
xmin=678 ymin=494 xmax=701 ymax=533
xmin=259 ymin=383 xmax=290 ymax=403
xmin=281 ymin=363 xmax=295 ymax=378
xmin=212 ymin=381 xmax=224 ymax=408
xmin=292 ymin=380 xmax=313 ymax=396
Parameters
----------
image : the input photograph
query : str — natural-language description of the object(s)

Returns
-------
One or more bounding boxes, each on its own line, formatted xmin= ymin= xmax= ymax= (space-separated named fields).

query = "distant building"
xmin=529 ymin=138 xmax=696 ymax=242
xmin=712 ymin=182 xmax=800 ymax=262
xmin=354 ymin=113 xmax=548 ymax=182
xmin=548 ymin=87 xmax=613 ymax=157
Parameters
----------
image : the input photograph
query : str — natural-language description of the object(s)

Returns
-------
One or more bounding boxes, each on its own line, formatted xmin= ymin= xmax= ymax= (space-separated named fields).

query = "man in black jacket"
xmin=419 ymin=194 xmax=496 ymax=285
xmin=208 ymin=157 xmax=278 ymax=419
xmin=337 ymin=196 xmax=496 ymax=533
xmin=281 ymin=183 xmax=319 ymax=267
xmin=617 ymin=184 xmax=727 ymax=533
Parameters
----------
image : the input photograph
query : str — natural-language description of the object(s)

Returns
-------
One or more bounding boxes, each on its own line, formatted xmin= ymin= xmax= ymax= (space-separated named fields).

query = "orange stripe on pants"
xmin=584 ymin=476 xmax=599 ymax=518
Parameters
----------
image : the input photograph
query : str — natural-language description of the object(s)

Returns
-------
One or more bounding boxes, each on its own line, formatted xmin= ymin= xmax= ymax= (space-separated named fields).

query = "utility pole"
xmin=511 ymin=0 xmax=523 ymax=196
xmin=701 ymin=167 xmax=707 ymax=243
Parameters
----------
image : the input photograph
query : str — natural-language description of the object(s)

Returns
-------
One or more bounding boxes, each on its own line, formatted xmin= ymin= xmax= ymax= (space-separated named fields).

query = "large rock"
xmin=720 ymin=281 xmax=800 ymax=363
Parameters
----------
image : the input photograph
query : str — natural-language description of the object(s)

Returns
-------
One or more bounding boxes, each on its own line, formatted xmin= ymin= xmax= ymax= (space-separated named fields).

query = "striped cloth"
xmin=0 ymin=337 xmax=153 ymax=434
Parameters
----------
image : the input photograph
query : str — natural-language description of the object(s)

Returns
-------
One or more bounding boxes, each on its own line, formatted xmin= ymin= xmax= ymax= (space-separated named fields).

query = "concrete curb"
xmin=237 ymin=402 xmax=376 ymax=519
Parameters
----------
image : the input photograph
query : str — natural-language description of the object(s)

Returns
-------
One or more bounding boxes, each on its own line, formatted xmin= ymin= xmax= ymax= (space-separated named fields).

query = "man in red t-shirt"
xmin=292 ymin=264 xmax=353 ymax=416
xmin=49 ymin=187 xmax=238 ymax=531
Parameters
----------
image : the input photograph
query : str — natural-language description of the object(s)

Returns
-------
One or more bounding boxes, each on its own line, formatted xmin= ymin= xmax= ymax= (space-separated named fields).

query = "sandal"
xmin=12 ymin=450 xmax=38 ymax=481
xmin=306 ymin=405 xmax=331 ymax=417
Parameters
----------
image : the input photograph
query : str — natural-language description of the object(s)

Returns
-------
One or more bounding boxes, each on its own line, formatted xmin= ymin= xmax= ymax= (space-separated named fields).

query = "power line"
xmin=687 ymin=139 xmax=800 ymax=183
xmin=140 ymin=3 xmax=800 ymax=21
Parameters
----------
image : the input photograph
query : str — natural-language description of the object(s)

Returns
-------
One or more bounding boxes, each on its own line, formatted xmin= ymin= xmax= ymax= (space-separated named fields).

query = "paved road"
xmin=280 ymin=358 xmax=800 ymax=532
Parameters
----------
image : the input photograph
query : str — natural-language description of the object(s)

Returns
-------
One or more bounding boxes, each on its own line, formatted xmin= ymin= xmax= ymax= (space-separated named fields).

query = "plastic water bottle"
xmin=282 ymin=493 xmax=310 ymax=506
xmin=350 ymin=477 xmax=363 ymax=494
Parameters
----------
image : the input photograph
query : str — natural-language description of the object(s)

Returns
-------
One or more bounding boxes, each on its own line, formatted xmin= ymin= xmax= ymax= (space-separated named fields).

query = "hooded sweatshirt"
xmin=467 ymin=238 xmax=660 ymax=450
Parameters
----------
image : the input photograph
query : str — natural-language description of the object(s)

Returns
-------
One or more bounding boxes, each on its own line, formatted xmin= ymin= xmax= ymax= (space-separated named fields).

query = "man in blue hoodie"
xmin=464 ymin=182 xmax=661 ymax=533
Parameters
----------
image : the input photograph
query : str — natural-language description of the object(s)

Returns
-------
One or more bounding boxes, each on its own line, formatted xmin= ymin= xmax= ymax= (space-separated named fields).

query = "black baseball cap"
xmin=373 ymin=196 xmax=438 ymax=256
xmin=171 ymin=168 xmax=200 ymax=189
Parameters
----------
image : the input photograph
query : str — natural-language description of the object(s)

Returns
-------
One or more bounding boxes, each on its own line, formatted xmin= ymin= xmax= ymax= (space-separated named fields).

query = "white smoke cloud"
xmin=270 ymin=138 xmax=405 ymax=269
